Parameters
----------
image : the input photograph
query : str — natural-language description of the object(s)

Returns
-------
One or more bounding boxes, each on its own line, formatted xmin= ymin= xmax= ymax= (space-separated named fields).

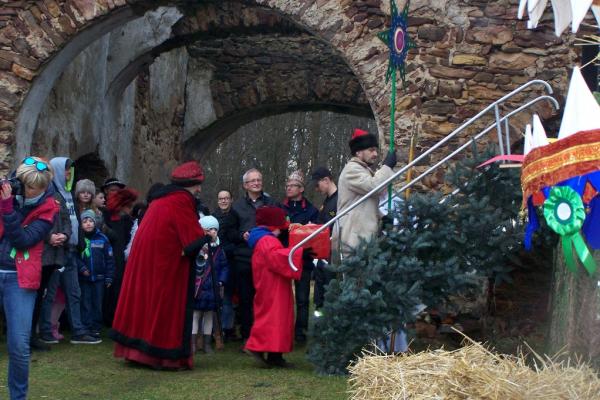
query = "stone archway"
xmin=0 ymin=0 xmax=580 ymax=179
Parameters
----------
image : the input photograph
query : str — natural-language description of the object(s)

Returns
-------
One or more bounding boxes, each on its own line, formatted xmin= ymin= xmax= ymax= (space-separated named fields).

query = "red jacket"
xmin=0 ymin=196 xmax=59 ymax=289
xmin=245 ymin=232 xmax=303 ymax=353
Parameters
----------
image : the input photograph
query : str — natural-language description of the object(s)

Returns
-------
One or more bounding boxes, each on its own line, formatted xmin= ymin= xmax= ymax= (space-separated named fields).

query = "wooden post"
xmin=546 ymin=246 xmax=600 ymax=369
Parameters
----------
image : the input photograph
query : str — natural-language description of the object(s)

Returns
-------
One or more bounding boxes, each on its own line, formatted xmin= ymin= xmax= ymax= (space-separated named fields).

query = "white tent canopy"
xmin=518 ymin=0 xmax=599 ymax=36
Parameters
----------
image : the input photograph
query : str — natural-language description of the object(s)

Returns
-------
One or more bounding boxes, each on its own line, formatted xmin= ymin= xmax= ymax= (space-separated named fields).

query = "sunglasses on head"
xmin=22 ymin=157 xmax=49 ymax=172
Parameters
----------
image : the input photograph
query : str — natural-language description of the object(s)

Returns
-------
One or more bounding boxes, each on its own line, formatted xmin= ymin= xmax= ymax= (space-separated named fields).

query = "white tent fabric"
xmin=518 ymin=0 xmax=595 ymax=36
xmin=523 ymin=124 xmax=534 ymax=155
xmin=532 ymin=114 xmax=550 ymax=149
xmin=557 ymin=67 xmax=600 ymax=139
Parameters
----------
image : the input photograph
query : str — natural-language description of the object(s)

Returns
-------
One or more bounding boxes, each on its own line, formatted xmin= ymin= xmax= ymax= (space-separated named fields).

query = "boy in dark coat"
xmin=78 ymin=209 xmax=114 ymax=337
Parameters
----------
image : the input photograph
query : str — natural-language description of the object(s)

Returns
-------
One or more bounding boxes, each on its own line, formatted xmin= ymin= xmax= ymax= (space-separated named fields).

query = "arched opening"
xmin=19 ymin=2 xmax=375 ymax=196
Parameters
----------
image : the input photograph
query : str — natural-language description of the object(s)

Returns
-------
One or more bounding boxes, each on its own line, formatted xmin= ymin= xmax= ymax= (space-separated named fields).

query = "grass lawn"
xmin=0 ymin=336 xmax=347 ymax=400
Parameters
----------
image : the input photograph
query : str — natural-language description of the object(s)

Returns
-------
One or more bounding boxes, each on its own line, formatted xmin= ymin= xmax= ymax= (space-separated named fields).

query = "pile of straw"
xmin=348 ymin=340 xmax=600 ymax=399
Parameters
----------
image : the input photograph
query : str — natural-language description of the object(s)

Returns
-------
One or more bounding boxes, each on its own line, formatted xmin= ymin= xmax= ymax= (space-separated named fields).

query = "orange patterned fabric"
xmin=521 ymin=129 xmax=600 ymax=207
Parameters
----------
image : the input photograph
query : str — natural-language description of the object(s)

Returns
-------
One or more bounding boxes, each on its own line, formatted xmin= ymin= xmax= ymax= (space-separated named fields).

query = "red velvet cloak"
xmin=245 ymin=235 xmax=303 ymax=353
xmin=109 ymin=188 xmax=203 ymax=369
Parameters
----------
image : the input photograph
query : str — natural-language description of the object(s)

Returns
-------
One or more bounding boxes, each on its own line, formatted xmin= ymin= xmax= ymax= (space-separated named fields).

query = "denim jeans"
xmin=39 ymin=252 xmax=86 ymax=336
xmin=80 ymin=280 xmax=105 ymax=332
xmin=0 ymin=272 xmax=37 ymax=400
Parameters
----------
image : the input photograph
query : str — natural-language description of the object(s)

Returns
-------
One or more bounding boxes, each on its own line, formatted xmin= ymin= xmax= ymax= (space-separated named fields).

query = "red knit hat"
xmin=349 ymin=128 xmax=378 ymax=155
xmin=170 ymin=161 xmax=205 ymax=187
xmin=256 ymin=206 xmax=289 ymax=231
xmin=107 ymin=188 xmax=139 ymax=213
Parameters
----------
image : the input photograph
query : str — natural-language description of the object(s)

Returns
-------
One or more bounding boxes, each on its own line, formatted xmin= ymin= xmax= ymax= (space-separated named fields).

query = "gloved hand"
xmin=383 ymin=150 xmax=397 ymax=168
xmin=302 ymin=247 xmax=316 ymax=262
xmin=183 ymin=235 xmax=212 ymax=257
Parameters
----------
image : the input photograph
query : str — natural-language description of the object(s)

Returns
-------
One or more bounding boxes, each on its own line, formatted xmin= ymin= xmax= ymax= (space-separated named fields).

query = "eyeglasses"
xmin=286 ymin=184 xmax=302 ymax=189
xmin=244 ymin=179 xmax=262 ymax=184
xmin=22 ymin=157 xmax=49 ymax=172
xmin=218 ymin=197 xmax=231 ymax=201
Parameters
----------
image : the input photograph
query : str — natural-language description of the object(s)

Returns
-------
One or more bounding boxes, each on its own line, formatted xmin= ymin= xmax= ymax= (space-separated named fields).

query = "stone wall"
xmin=0 ymin=0 xmax=581 ymax=180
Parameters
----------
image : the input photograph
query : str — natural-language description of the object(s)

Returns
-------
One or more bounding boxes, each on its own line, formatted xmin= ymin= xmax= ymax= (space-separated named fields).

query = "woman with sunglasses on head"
xmin=0 ymin=156 xmax=59 ymax=400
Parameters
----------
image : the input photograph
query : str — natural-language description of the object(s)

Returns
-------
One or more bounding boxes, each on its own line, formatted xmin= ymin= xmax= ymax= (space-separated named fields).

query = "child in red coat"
xmin=244 ymin=206 xmax=313 ymax=368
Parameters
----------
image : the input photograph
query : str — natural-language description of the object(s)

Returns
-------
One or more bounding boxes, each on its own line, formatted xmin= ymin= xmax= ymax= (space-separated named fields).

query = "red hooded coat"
xmin=245 ymin=232 xmax=303 ymax=353
xmin=109 ymin=187 xmax=203 ymax=369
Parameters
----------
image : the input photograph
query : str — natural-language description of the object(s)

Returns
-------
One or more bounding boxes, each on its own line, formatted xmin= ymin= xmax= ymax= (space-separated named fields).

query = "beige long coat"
xmin=332 ymin=157 xmax=393 ymax=258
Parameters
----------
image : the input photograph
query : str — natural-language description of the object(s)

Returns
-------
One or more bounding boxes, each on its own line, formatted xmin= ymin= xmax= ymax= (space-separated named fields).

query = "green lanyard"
xmin=9 ymin=248 xmax=29 ymax=261
xmin=81 ymin=238 xmax=91 ymax=258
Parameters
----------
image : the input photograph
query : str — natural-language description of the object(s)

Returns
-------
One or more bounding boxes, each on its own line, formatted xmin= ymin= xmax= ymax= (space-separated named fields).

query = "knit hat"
xmin=256 ymin=206 xmax=289 ymax=231
xmin=349 ymin=128 xmax=378 ymax=155
xmin=287 ymin=170 xmax=305 ymax=187
xmin=101 ymin=177 xmax=126 ymax=191
xmin=75 ymin=179 xmax=96 ymax=197
xmin=107 ymin=188 xmax=139 ymax=213
xmin=200 ymin=215 xmax=219 ymax=231
xmin=170 ymin=161 xmax=205 ymax=187
xmin=80 ymin=209 xmax=97 ymax=224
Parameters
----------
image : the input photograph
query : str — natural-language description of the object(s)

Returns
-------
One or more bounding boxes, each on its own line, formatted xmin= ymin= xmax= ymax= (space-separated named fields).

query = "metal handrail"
xmin=287 ymin=80 xmax=558 ymax=271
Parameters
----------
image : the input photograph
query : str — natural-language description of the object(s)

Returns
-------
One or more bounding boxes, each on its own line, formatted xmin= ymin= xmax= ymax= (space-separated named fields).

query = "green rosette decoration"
xmin=543 ymin=186 xmax=597 ymax=275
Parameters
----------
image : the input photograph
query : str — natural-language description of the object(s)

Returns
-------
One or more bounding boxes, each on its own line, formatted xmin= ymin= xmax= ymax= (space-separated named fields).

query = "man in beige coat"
xmin=332 ymin=128 xmax=397 ymax=259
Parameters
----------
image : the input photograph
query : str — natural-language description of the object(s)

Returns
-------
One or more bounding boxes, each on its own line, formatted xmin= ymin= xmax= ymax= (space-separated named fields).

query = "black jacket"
xmin=213 ymin=207 xmax=241 ymax=258
xmin=231 ymin=192 xmax=277 ymax=268
xmin=317 ymin=190 xmax=338 ymax=225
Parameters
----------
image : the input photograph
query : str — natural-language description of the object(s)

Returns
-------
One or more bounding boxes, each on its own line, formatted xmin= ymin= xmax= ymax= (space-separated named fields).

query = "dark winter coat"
xmin=0 ymin=190 xmax=56 ymax=272
xmin=213 ymin=207 xmax=241 ymax=258
xmin=79 ymin=229 xmax=115 ymax=284
xmin=317 ymin=191 xmax=338 ymax=225
xmin=232 ymin=192 xmax=277 ymax=268
xmin=281 ymin=197 xmax=319 ymax=226
xmin=42 ymin=189 xmax=72 ymax=267
xmin=193 ymin=244 xmax=229 ymax=311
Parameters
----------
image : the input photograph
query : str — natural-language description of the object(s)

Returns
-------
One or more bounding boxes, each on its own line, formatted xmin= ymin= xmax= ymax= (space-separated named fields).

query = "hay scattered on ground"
xmin=348 ymin=339 xmax=600 ymax=400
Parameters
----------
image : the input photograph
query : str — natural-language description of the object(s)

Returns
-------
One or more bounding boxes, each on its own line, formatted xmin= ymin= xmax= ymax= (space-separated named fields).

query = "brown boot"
xmin=195 ymin=334 xmax=204 ymax=353
xmin=214 ymin=332 xmax=225 ymax=351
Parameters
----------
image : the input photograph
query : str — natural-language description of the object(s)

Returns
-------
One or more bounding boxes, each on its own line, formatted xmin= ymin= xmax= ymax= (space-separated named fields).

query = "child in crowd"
xmin=78 ymin=209 xmax=114 ymax=338
xmin=192 ymin=215 xmax=229 ymax=354
xmin=245 ymin=206 xmax=312 ymax=368
xmin=76 ymin=179 xmax=105 ymax=230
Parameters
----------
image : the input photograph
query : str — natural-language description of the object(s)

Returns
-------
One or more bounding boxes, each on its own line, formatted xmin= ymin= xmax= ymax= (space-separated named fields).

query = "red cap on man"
xmin=349 ymin=128 xmax=378 ymax=155
xmin=256 ymin=206 xmax=289 ymax=232
xmin=170 ymin=161 xmax=205 ymax=187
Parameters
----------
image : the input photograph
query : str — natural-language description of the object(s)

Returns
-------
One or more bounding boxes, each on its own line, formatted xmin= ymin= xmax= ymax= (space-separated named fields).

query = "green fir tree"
xmin=308 ymin=148 xmax=533 ymax=375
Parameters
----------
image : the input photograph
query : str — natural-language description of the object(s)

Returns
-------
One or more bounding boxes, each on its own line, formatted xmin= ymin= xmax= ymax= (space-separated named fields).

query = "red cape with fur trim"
xmin=245 ymin=234 xmax=303 ymax=353
xmin=109 ymin=188 xmax=203 ymax=369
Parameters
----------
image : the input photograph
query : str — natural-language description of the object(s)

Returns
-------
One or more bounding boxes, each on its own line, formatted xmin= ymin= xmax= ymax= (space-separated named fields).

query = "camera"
xmin=1 ymin=177 xmax=23 ymax=196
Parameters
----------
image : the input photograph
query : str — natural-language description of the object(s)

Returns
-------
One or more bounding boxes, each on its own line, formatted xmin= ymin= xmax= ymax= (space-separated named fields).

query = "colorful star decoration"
xmin=377 ymin=0 xmax=416 ymax=87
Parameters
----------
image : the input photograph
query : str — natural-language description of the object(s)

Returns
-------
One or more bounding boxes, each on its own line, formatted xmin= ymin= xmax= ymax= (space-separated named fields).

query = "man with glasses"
xmin=231 ymin=169 xmax=277 ymax=345
xmin=213 ymin=190 xmax=241 ymax=340
xmin=281 ymin=170 xmax=318 ymax=343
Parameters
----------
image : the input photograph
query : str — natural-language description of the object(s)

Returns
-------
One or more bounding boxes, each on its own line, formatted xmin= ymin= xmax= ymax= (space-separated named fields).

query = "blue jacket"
xmin=0 ymin=190 xmax=55 ymax=271
xmin=78 ymin=229 xmax=115 ymax=284
xmin=281 ymin=196 xmax=319 ymax=225
xmin=193 ymin=244 xmax=229 ymax=311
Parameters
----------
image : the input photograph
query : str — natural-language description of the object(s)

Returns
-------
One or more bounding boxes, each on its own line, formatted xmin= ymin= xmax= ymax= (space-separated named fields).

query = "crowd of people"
xmin=0 ymin=127 xmax=396 ymax=399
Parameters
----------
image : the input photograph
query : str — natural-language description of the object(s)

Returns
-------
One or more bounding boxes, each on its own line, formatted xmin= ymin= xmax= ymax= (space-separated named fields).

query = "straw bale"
xmin=348 ymin=342 xmax=600 ymax=400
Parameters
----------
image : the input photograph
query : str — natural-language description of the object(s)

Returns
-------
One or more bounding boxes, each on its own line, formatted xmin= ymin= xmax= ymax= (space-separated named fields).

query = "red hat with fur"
xmin=256 ymin=206 xmax=289 ymax=231
xmin=170 ymin=161 xmax=204 ymax=187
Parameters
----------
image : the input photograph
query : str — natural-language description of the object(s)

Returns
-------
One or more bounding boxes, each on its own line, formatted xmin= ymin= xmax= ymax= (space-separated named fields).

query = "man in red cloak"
xmin=109 ymin=161 xmax=209 ymax=370
xmin=244 ymin=206 xmax=312 ymax=368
